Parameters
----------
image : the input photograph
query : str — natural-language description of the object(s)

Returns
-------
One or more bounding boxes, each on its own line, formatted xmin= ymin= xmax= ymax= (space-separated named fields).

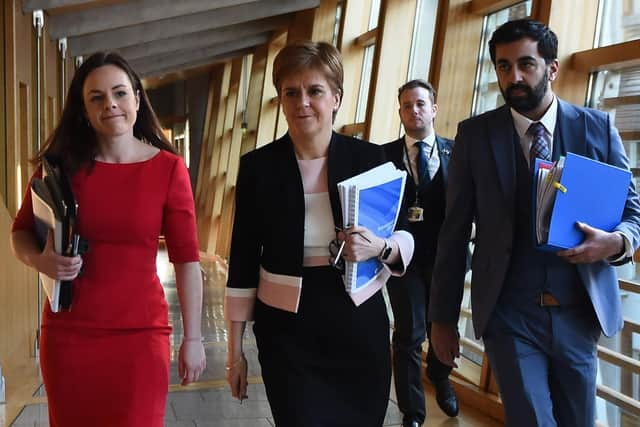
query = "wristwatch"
xmin=378 ymin=239 xmax=392 ymax=261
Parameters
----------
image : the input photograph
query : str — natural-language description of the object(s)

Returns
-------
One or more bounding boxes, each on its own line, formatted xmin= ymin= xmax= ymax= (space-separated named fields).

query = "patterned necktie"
xmin=415 ymin=141 xmax=430 ymax=185
xmin=528 ymin=122 xmax=550 ymax=169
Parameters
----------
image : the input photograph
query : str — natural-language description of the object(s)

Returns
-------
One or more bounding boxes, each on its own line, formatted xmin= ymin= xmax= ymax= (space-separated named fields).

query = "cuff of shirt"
xmin=609 ymin=231 xmax=633 ymax=263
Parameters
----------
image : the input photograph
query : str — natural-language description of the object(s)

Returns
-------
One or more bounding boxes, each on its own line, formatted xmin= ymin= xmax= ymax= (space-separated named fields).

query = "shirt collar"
xmin=404 ymin=132 xmax=436 ymax=150
xmin=510 ymin=94 xmax=558 ymax=138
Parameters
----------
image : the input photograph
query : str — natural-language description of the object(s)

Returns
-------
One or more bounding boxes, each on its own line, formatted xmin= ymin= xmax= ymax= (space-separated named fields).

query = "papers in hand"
xmin=31 ymin=159 xmax=79 ymax=312
xmin=533 ymin=152 xmax=631 ymax=250
xmin=337 ymin=162 xmax=407 ymax=295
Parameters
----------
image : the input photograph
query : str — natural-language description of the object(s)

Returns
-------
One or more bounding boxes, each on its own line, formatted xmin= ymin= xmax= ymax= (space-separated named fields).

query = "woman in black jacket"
xmin=224 ymin=40 xmax=414 ymax=427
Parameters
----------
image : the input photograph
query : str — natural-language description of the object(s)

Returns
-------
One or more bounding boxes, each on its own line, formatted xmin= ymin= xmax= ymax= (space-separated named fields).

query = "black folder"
xmin=31 ymin=158 xmax=82 ymax=312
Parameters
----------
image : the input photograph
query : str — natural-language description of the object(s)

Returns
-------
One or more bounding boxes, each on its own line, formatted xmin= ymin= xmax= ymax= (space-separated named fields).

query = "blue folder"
xmin=351 ymin=175 xmax=406 ymax=289
xmin=533 ymin=152 xmax=631 ymax=251
xmin=338 ymin=162 xmax=406 ymax=294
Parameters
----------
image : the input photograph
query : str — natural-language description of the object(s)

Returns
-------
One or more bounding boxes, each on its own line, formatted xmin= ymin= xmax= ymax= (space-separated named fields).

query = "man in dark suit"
xmin=429 ymin=19 xmax=640 ymax=427
xmin=384 ymin=79 xmax=458 ymax=426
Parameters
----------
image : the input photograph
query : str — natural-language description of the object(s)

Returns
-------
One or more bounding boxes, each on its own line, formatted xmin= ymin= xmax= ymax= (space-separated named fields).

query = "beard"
xmin=501 ymin=69 xmax=549 ymax=113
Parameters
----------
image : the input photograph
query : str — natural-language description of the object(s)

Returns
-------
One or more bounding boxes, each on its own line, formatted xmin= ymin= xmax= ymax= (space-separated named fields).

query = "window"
xmin=332 ymin=1 xmax=343 ymax=46
xmin=587 ymin=4 xmax=640 ymax=426
xmin=406 ymin=0 xmax=439 ymax=81
xmin=470 ymin=1 xmax=532 ymax=116
xmin=355 ymin=45 xmax=375 ymax=124
xmin=596 ymin=0 xmax=640 ymax=47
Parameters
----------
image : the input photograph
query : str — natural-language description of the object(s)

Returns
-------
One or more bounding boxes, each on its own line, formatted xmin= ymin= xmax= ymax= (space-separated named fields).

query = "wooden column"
xmin=240 ymin=44 xmax=268 ymax=156
xmin=203 ymin=63 xmax=232 ymax=254
xmin=365 ymin=0 xmax=417 ymax=143
xmin=543 ymin=0 xmax=599 ymax=105
xmin=255 ymin=31 xmax=287 ymax=147
xmin=334 ymin=0 xmax=373 ymax=131
xmin=429 ymin=0 xmax=484 ymax=138
xmin=217 ymin=55 xmax=253 ymax=258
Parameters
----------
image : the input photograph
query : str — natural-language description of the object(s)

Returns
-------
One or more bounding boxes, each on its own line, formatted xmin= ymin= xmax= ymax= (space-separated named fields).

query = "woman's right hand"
xmin=35 ymin=231 xmax=83 ymax=280
xmin=226 ymin=352 xmax=248 ymax=401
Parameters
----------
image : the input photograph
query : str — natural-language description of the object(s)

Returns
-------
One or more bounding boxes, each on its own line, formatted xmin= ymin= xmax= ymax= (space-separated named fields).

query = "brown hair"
xmin=398 ymin=79 xmax=436 ymax=105
xmin=34 ymin=51 xmax=175 ymax=175
xmin=272 ymin=40 xmax=344 ymax=103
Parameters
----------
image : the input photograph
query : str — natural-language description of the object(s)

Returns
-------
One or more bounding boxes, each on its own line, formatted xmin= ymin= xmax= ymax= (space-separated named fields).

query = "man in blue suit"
xmin=428 ymin=19 xmax=640 ymax=427
xmin=384 ymin=80 xmax=458 ymax=426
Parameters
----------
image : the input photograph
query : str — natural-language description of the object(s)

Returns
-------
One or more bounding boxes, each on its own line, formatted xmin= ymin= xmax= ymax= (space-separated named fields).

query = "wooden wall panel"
xmin=5 ymin=0 xmax=36 ymax=215
xmin=334 ymin=0 xmax=372 ymax=130
xmin=217 ymin=56 xmax=252 ymax=258
xmin=0 ymin=2 xmax=5 ymax=206
xmin=241 ymin=44 xmax=268 ymax=156
xmin=205 ymin=61 xmax=236 ymax=255
xmin=210 ymin=59 xmax=241 ymax=257
xmin=255 ymin=31 xmax=286 ymax=148
xmin=365 ymin=0 xmax=417 ymax=143
xmin=0 ymin=199 xmax=39 ymax=425
xmin=544 ymin=0 xmax=598 ymax=105
xmin=42 ymin=24 xmax=59 ymax=140
xmin=432 ymin=0 xmax=484 ymax=138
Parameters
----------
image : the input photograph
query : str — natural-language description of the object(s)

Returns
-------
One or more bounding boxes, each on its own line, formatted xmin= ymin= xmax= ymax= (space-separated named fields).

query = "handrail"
xmin=597 ymin=345 xmax=640 ymax=375
xmin=597 ymin=384 xmax=640 ymax=416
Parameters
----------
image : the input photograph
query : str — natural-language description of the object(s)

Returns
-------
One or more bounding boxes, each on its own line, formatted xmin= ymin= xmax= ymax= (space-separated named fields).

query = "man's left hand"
xmin=557 ymin=222 xmax=624 ymax=264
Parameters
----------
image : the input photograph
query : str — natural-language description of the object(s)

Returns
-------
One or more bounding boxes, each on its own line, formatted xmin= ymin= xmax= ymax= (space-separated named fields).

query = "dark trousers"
xmin=483 ymin=301 xmax=600 ymax=427
xmin=388 ymin=265 xmax=452 ymax=424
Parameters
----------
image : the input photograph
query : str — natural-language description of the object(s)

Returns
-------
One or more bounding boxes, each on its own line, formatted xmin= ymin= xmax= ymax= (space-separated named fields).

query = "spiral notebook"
xmin=337 ymin=162 xmax=406 ymax=295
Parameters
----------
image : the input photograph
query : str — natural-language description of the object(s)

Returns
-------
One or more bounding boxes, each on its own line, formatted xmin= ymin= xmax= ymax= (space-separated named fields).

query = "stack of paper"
xmin=31 ymin=158 xmax=80 ymax=312
xmin=337 ymin=162 xmax=406 ymax=295
xmin=532 ymin=152 xmax=630 ymax=251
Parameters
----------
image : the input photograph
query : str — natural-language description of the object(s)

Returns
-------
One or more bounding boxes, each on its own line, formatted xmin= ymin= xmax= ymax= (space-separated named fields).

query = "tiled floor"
xmin=10 ymin=246 xmax=499 ymax=427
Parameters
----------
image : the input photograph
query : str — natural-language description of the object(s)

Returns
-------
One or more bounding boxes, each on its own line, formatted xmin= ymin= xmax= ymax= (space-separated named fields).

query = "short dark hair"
xmin=397 ymin=79 xmax=436 ymax=104
xmin=35 ymin=51 xmax=175 ymax=175
xmin=488 ymin=19 xmax=558 ymax=65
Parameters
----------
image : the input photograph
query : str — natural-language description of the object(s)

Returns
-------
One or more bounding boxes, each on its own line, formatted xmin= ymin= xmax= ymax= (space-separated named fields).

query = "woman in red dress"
xmin=10 ymin=52 xmax=206 ymax=427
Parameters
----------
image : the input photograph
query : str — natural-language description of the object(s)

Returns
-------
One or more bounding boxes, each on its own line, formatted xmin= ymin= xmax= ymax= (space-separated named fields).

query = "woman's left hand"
xmin=178 ymin=339 xmax=206 ymax=386
xmin=337 ymin=226 xmax=385 ymax=262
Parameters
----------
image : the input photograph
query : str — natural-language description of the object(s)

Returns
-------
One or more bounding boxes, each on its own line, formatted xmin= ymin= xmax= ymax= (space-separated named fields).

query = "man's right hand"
xmin=431 ymin=322 xmax=460 ymax=368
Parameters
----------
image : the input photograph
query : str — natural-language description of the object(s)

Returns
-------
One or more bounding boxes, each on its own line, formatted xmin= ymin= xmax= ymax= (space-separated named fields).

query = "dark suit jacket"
xmin=225 ymin=132 xmax=413 ymax=320
xmin=429 ymin=99 xmax=640 ymax=338
xmin=384 ymin=135 xmax=453 ymax=275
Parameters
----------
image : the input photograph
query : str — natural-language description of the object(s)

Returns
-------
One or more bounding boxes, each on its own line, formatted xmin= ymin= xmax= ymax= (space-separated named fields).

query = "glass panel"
xmin=368 ymin=0 xmax=381 ymax=30
xmin=471 ymin=1 xmax=532 ymax=116
xmin=333 ymin=0 xmax=343 ymax=46
xmin=407 ymin=0 xmax=439 ymax=81
xmin=355 ymin=45 xmax=375 ymax=123
xmin=597 ymin=0 xmax=640 ymax=47
xmin=589 ymin=65 xmax=640 ymax=427
xmin=589 ymin=66 xmax=640 ymax=284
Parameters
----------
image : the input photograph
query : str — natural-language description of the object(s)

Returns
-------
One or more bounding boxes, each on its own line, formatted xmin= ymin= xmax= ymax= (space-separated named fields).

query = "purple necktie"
xmin=528 ymin=122 xmax=550 ymax=169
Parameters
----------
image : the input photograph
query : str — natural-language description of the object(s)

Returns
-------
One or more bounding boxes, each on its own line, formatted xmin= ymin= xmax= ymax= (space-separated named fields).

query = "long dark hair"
xmin=34 ymin=51 xmax=176 ymax=175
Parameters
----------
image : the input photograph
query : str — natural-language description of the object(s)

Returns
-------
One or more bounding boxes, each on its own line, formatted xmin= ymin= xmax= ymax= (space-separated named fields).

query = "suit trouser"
xmin=388 ymin=267 xmax=452 ymax=424
xmin=483 ymin=301 xmax=600 ymax=427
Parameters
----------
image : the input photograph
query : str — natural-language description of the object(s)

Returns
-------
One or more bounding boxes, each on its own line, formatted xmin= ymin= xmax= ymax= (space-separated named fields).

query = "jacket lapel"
xmin=488 ymin=106 xmax=517 ymax=197
xmin=556 ymin=98 xmax=586 ymax=158
xmin=328 ymin=132 xmax=353 ymax=229
xmin=436 ymin=135 xmax=451 ymax=186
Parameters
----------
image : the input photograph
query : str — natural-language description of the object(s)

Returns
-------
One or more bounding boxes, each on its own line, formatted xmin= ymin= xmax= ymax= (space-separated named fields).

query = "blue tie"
xmin=415 ymin=141 xmax=429 ymax=185
xmin=528 ymin=122 xmax=550 ymax=169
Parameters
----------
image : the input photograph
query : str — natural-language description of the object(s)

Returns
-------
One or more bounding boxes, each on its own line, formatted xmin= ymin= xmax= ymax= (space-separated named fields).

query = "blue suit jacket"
xmin=429 ymin=99 xmax=640 ymax=337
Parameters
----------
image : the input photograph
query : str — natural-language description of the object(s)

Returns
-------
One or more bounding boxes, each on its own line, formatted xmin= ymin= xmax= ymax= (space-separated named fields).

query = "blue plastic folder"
xmin=533 ymin=153 xmax=631 ymax=251
xmin=337 ymin=162 xmax=407 ymax=294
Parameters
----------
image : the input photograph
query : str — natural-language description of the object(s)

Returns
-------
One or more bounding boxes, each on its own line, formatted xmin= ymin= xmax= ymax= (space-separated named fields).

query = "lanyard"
xmin=403 ymin=142 xmax=435 ymax=205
